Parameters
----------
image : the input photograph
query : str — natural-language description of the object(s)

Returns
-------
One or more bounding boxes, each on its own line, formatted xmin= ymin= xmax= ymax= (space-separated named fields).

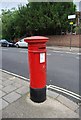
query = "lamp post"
xmin=69 ymin=22 xmax=73 ymax=50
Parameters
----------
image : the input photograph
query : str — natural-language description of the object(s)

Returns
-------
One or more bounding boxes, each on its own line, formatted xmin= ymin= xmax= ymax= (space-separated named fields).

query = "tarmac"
xmin=0 ymin=46 xmax=81 ymax=119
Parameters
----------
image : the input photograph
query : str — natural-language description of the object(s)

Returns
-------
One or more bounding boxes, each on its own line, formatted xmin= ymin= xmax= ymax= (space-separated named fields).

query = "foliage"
xmin=74 ymin=23 xmax=81 ymax=34
xmin=2 ymin=2 xmax=76 ymax=41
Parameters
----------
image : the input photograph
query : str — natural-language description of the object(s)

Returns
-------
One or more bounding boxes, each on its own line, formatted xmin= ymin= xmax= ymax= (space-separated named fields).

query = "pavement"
xmin=0 ymin=70 xmax=81 ymax=119
xmin=47 ymin=46 xmax=80 ymax=53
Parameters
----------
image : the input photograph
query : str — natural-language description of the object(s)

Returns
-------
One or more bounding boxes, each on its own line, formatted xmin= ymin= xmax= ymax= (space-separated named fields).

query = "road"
xmin=0 ymin=47 xmax=80 ymax=101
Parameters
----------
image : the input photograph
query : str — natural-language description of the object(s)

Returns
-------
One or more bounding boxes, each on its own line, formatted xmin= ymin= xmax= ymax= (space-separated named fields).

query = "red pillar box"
xmin=24 ymin=36 xmax=48 ymax=103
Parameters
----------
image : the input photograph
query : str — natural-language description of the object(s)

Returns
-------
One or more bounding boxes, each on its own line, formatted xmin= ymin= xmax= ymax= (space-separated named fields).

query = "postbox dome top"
xmin=25 ymin=36 xmax=48 ymax=40
xmin=24 ymin=36 xmax=48 ymax=43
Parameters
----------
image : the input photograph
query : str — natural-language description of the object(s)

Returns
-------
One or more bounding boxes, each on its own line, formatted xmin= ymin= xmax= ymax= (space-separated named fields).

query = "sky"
xmin=0 ymin=0 xmax=28 ymax=14
xmin=0 ymin=0 xmax=81 ymax=15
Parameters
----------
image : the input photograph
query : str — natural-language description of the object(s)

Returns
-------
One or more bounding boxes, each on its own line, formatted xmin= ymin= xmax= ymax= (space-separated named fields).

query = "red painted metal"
xmin=24 ymin=36 xmax=48 ymax=89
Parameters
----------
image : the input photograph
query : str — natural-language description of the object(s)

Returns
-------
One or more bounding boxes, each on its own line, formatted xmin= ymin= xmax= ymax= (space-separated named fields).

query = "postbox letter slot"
xmin=39 ymin=47 xmax=45 ymax=50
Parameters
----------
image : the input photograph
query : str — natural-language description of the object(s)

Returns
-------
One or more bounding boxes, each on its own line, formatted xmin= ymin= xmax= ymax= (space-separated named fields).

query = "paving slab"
xmin=75 ymin=107 xmax=79 ymax=114
xmin=20 ymin=80 xmax=29 ymax=87
xmin=0 ymin=98 xmax=2 ymax=110
xmin=2 ymin=79 xmax=7 ymax=82
xmin=0 ymin=90 xmax=2 ymax=98
xmin=57 ymin=95 xmax=79 ymax=111
xmin=2 ymin=80 xmax=14 ymax=86
xmin=0 ymin=98 xmax=9 ymax=110
xmin=16 ymin=86 xmax=29 ymax=95
xmin=0 ymin=84 xmax=3 ymax=89
xmin=2 ymin=72 xmax=13 ymax=79
xmin=9 ymin=76 xmax=16 ymax=80
xmin=2 ymin=99 xmax=9 ymax=110
xmin=2 ymin=95 xmax=79 ymax=118
xmin=79 ymin=105 xmax=81 ymax=118
xmin=2 ymin=85 xmax=17 ymax=93
xmin=47 ymin=89 xmax=59 ymax=99
xmin=0 ymin=80 xmax=2 ymax=84
xmin=11 ymin=82 xmax=23 ymax=88
xmin=15 ymin=78 xmax=29 ymax=87
xmin=3 ymin=92 xmax=21 ymax=103
xmin=0 ymin=90 xmax=6 ymax=98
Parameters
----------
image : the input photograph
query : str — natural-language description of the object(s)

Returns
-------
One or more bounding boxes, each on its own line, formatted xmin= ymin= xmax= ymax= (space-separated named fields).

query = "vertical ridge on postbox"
xmin=24 ymin=36 xmax=48 ymax=103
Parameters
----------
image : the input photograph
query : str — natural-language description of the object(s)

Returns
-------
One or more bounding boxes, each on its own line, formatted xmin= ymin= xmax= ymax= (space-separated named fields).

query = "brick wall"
xmin=47 ymin=35 xmax=81 ymax=47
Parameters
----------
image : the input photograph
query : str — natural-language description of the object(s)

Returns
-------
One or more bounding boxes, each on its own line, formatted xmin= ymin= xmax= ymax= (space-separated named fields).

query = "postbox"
xmin=24 ymin=36 xmax=48 ymax=103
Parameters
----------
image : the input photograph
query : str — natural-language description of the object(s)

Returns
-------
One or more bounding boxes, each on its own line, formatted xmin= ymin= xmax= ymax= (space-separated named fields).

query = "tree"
xmin=2 ymin=2 xmax=76 ymax=41
xmin=2 ymin=10 xmax=16 ymax=40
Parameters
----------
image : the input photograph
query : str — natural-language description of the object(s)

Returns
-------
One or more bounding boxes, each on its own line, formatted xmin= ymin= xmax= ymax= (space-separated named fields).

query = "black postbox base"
xmin=30 ymin=86 xmax=46 ymax=103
